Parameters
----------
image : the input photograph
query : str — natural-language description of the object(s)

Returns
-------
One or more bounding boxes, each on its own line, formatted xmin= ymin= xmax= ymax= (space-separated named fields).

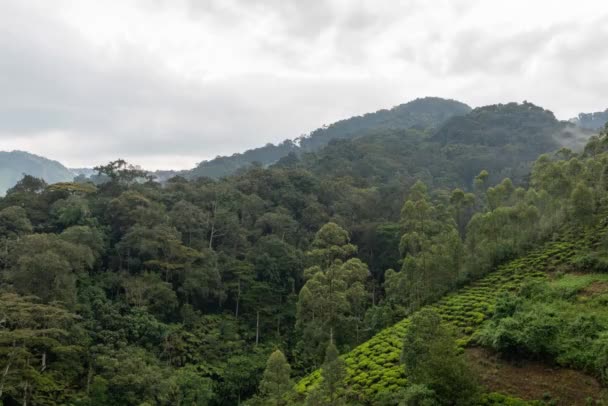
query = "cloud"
xmin=0 ymin=0 xmax=607 ymax=169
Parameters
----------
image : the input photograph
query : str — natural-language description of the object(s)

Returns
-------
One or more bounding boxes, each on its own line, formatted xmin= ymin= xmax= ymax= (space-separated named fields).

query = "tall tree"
xmin=296 ymin=223 xmax=370 ymax=367
xmin=401 ymin=309 xmax=478 ymax=405
xmin=259 ymin=350 xmax=292 ymax=406
xmin=319 ymin=342 xmax=346 ymax=406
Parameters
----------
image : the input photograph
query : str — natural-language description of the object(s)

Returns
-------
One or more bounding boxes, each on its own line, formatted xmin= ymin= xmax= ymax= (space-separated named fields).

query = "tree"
xmin=319 ymin=342 xmax=345 ymax=406
xmin=169 ymin=365 xmax=215 ymax=406
xmin=116 ymin=224 xmax=199 ymax=280
xmin=7 ymin=234 xmax=94 ymax=305
xmin=121 ymin=272 xmax=178 ymax=321
xmin=390 ymin=182 xmax=462 ymax=310
xmin=50 ymin=195 xmax=91 ymax=229
xmin=401 ymin=309 xmax=478 ymax=405
xmin=60 ymin=225 xmax=106 ymax=262
xmin=307 ymin=222 xmax=357 ymax=267
xmin=296 ymin=223 xmax=371 ymax=367
xmin=5 ymin=175 xmax=47 ymax=195
xmin=473 ymin=169 xmax=489 ymax=194
xmin=94 ymin=159 xmax=151 ymax=185
xmin=0 ymin=293 xmax=82 ymax=405
xmin=0 ymin=206 xmax=32 ymax=239
xmin=1 ymin=176 xmax=49 ymax=225
xmin=570 ymin=182 xmax=594 ymax=224
xmin=91 ymin=346 xmax=172 ymax=405
xmin=259 ymin=350 xmax=292 ymax=405
xmin=169 ymin=200 xmax=207 ymax=248
xmin=296 ymin=248 xmax=370 ymax=366
xmin=449 ymin=188 xmax=475 ymax=237
xmin=106 ymin=190 xmax=167 ymax=239
xmin=216 ymin=353 xmax=267 ymax=405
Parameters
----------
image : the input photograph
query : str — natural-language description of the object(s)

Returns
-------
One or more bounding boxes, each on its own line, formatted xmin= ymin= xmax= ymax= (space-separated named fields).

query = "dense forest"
xmin=1 ymin=100 xmax=608 ymax=405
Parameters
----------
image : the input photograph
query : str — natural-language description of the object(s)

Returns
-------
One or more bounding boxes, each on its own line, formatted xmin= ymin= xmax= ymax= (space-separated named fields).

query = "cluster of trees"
xmin=1 ymin=109 xmax=607 ymax=403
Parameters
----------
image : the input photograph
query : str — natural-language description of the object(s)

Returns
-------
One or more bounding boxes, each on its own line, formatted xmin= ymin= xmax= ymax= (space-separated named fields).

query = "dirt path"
xmin=466 ymin=347 xmax=607 ymax=405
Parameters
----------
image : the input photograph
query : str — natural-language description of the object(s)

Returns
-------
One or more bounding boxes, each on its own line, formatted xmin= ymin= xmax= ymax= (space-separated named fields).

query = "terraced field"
xmin=296 ymin=223 xmax=605 ymax=402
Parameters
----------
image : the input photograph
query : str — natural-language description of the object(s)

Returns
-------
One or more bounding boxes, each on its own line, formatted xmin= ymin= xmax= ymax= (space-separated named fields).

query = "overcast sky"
xmin=1 ymin=0 xmax=607 ymax=170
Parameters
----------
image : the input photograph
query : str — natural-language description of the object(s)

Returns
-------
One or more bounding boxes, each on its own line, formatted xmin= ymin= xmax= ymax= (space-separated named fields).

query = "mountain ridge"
xmin=184 ymin=97 xmax=472 ymax=179
xmin=0 ymin=150 xmax=74 ymax=195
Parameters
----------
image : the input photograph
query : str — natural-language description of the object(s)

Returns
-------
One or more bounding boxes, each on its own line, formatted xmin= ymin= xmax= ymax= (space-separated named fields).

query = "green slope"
xmin=296 ymin=222 xmax=605 ymax=402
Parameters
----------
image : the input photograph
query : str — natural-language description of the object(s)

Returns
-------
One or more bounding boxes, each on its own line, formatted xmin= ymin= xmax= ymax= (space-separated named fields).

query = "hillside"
xmin=290 ymin=126 xmax=608 ymax=404
xmin=0 ymin=150 xmax=74 ymax=195
xmin=185 ymin=97 xmax=471 ymax=179
xmin=296 ymin=223 xmax=608 ymax=404
xmin=0 ymin=107 xmax=606 ymax=406
xmin=283 ymin=102 xmax=588 ymax=194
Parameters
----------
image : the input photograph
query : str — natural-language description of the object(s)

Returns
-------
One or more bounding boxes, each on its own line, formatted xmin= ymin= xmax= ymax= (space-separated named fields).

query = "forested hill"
xmin=184 ymin=97 xmax=471 ymax=179
xmin=282 ymin=102 xmax=588 ymax=193
xmin=0 ymin=150 xmax=74 ymax=195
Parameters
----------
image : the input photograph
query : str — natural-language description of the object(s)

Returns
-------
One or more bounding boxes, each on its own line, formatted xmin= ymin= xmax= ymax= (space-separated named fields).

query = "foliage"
xmin=259 ymin=350 xmax=292 ymax=406
xmin=401 ymin=309 xmax=478 ymax=405
xmin=476 ymin=274 xmax=608 ymax=383
xmin=2 ymin=102 xmax=608 ymax=405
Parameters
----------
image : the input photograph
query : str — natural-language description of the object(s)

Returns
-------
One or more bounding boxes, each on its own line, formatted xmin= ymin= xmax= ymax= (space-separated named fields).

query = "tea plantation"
xmin=296 ymin=223 xmax=605 ymax=402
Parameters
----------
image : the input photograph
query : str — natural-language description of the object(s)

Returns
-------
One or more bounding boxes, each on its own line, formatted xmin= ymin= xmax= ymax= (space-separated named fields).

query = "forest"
xmin=1 ymin=101 xmax=608 ymax=405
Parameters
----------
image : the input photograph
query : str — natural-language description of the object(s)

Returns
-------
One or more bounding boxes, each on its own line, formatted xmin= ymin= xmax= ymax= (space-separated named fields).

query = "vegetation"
xmin=296 ymin=123 xmax=608 ymax=404
xmin=1 ymin=101 xmax=608 ymax=405
xmin=477 ymin=273 xmax=608 ymax=383
xmin=401 ymin=309 xmax=479 ymax=404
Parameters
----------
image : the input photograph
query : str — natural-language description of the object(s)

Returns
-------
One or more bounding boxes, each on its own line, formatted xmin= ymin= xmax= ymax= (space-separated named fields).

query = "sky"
xmin=1 ymin=0 xmax=607 ymax=170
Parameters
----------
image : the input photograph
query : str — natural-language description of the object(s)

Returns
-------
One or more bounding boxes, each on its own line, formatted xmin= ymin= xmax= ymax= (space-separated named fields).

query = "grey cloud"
xmin=1 ymin=0 xmax=608 ymax=169
xmin=0 ymin=1 xmax=405 ymax=167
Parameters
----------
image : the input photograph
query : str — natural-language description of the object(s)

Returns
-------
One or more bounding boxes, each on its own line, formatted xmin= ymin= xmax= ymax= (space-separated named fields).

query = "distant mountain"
xmin=0 ymin=150 xmax=74 ymax=195
xmin=570 ymin=109 xmax=608 ymax=131
xmin=185 ymin=97 xmax=472 ymax=179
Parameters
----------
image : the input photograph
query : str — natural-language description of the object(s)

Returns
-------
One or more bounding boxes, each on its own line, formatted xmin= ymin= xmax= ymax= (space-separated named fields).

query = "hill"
xmin=283 ymin=102 xmax=588 ymax=194
xmin=0 ymin=150 xmax=74 ymax=195
xmin=185 ymin=97 xmax=471 ymax=179
xmin=292 ymin=126 xmax=608 ymax=404
xmin=296 ymin=225 xmax=607 ymax=403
